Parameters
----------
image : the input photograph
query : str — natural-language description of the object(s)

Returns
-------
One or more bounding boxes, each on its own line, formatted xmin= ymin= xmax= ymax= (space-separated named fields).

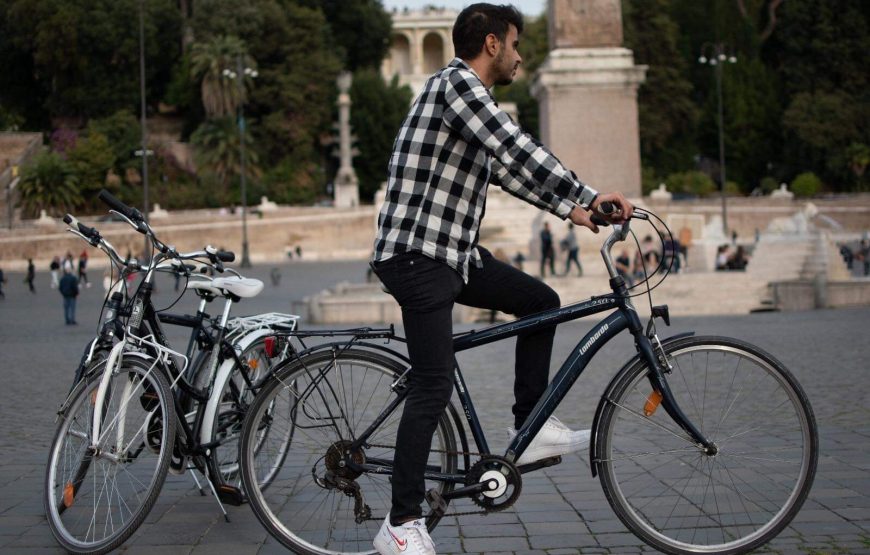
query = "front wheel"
xmin=45 ymin=356 xmax=176 ymax=554
xmin=240 ymin=348 xmax=458 ymax=555
xmin=596 ymin=336 xmax=818 ymax=555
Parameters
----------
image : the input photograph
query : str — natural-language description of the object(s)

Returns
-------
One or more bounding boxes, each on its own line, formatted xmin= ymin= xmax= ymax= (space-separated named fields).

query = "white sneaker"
xmin=508 ymin=416 xmax=591 ymax=465
xmin=373 ymin=515 xmax=436 ymax=555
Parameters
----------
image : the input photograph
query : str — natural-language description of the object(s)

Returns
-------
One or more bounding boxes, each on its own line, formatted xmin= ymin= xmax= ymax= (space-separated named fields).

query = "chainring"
xmin=464 ymin=455 xmax=522 ymax=511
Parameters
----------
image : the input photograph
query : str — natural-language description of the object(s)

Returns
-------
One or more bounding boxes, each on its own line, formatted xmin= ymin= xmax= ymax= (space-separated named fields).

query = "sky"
xmin=381 ymin=0 xmax=546 ymax=17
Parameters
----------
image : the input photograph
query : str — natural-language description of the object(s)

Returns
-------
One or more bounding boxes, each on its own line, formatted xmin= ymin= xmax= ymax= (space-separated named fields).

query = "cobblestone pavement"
xmin=1 ymin=262 xmax=868 ymax=554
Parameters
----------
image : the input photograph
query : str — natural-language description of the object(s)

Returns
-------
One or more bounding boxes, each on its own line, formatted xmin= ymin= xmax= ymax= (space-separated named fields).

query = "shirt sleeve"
xmin=442 ymin=68 xmax=598 ymax=211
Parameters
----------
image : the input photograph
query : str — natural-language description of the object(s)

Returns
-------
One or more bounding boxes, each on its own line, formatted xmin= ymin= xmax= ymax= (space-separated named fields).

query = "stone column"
xmin=531 ymin=0 xmax=646 ymax=197
xmin=334 ymin=71 xmax=359 ymax=208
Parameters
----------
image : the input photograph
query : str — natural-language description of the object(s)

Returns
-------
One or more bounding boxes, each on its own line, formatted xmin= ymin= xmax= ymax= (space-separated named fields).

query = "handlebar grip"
xmin=64 ymin=214 xmax=101 ymax=241
xmin=597 ymin=201 xmax=616 ymax=215
xmin=98 ymin=189 xmax=144 ymax=222
xmin=590 ymin=214 xmax=610 ymax=227
xmin=216 ymin=250 xmax=235 ymax=262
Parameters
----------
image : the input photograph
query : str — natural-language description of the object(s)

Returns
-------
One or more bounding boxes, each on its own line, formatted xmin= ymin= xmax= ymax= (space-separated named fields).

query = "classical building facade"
xmin=381 ymin=7 xmax=457 ymax=96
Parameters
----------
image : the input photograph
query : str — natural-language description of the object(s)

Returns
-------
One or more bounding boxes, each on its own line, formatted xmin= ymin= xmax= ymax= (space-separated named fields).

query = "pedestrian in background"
xmin=78 ymin=250 xmax=90 ymax=288
xmin=539 ymin=222 xmax=556 ymax=278
xmin=59 ymin=267 xmax=79 ymax=325
xmin=25 ymin=258 xmax=36 ymax=293
xmin=0 ymin=266 xmax=6 ymax=299
xmin=561 ymin=223 xmax=582 ymax=276
xmin=50 ymin=256 xmax=61 ymax=289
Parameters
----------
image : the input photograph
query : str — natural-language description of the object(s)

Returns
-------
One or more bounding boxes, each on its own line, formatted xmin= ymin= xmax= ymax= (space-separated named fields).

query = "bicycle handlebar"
xmin=98 ymin=189 xmax=144 ymax=224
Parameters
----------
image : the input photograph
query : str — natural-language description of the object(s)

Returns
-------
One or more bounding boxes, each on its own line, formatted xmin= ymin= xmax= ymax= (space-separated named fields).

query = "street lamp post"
xmin=222 ymin=58 xmax=257 ymax=268
xmin=138 ymin=0 xmax=150 ymax=256
xmin=698 ymin=43 xmax=737 ymax=236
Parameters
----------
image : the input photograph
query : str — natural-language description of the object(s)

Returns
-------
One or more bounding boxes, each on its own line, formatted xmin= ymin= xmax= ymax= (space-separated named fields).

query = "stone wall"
xmin=2 ymin=195 xmax=869 ymax=272
xmin=0 ymin=206 xmax=377 ymax=270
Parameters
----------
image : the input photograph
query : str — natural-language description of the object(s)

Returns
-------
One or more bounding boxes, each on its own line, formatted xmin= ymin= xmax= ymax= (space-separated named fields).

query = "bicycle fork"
xmin=635 ymin=333 xmax=717 ymax=455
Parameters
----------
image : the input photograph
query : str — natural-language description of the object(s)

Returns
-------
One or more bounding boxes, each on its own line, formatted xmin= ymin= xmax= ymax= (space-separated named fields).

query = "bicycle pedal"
xmin=517 ymin=455 xmax=562 ymax=473
xmin=216 ymin=484 xmax=245 ymax=506
xmin=425 ymin=488 xmax=447 ymax=518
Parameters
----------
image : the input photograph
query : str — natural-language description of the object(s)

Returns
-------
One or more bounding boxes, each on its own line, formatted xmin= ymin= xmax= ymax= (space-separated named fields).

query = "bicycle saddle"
xmin=211 ymin=276 xmax=264 ymax=298
xmin=187 ymin=279 xmax=223 ymax=297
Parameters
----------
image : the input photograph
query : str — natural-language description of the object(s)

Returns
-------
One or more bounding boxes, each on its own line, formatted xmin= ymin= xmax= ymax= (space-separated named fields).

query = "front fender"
xmin=589 ymin=332 xmax=694 ymax=477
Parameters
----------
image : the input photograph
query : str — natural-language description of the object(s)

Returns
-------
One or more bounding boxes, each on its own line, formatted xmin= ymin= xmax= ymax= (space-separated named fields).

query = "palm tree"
xmin=190 ymin=117 xmax=261 ymax=196
xmin=17 ymin=152 xmax=82 ymax=218
xmin=190 ymin=36 xmax=256 ymax=118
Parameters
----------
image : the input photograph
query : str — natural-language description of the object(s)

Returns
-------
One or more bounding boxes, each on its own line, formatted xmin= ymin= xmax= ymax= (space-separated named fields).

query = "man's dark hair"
xmin=452 ymin=3 xmax=524 ymax=60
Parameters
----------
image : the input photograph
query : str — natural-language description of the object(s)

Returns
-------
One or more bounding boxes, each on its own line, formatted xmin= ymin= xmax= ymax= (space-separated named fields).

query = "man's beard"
xmin=493 ymin=50 xmax=515 ymax=86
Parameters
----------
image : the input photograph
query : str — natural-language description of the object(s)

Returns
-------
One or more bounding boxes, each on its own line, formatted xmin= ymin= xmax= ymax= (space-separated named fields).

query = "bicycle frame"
xmin=336 ymin=228 xmax=717 ymax=486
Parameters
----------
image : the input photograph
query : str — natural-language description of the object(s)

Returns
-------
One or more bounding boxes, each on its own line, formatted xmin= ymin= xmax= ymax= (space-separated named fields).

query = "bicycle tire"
xmin=45 ymin=355 xmax=176 ymax=554
xmin=240 ymin=348 xmax=458 ymax=555
xmin=207 ymin=335 xmax=287 ymax=487
xmin=596 ymin=336 xmax=818 ymax=555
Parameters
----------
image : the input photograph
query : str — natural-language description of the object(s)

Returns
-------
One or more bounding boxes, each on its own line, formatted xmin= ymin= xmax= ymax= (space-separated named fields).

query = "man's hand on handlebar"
xmin=569 ymin=192 xmax=634 ymax=233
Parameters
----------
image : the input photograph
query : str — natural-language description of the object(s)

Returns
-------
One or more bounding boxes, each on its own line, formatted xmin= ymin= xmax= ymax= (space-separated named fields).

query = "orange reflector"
xmin=644 ymin=390 xmax=663 ymax=417
xmin=90 ymin=390 xmax=98 ymax=406
xmin=63 ymin=482 xmax=75 ymax=507
xmin=247 ymin=358 xmax=259 ymax=370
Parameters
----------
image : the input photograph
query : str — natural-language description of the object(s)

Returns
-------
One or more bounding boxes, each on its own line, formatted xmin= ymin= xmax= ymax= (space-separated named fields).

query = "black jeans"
xmin=372 ymin=248 xmax=560 ymax=523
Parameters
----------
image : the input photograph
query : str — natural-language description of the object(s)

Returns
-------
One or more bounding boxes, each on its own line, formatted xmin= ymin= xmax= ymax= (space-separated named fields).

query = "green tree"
xmin=190 ymin=35 xmax=255 ymax=118
xmin=765 ymin=0 xmax=869 ymax=186
xmin=66 ymin=132 xmax=116 ymax=203
xmin=0 ymin=0 xmax=181 ymax=125
xmin=87 ymin=110 xmax=141 ymax=176
xmin=782 ymin=91 xmax=866 ymax=185
xmin=18 ymin=151 xmax=82 ymax=217
xmin=349 ymin=71 xmax=413 ymax=201
xmin=190 ymin=117 xmax=261 ymax=197
xmin=623 ymin=0 xmax=698 ymax=175
xmin=193 ymin=0 xmax=342 ymax=172
xmin=316 ymin=0 xmax=392 ymax=72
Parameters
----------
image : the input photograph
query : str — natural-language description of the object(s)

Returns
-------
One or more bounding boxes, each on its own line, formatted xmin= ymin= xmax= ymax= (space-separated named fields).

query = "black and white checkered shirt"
xmin=373 ymin=58 xmax=598 ymax=282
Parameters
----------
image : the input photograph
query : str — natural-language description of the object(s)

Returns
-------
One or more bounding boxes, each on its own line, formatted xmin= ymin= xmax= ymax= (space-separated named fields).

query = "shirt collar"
xmin=448 ymin=58 xmax=496 ymax=103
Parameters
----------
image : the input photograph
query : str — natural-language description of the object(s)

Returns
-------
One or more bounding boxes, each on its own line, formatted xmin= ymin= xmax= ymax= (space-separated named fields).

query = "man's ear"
xmin=484 ymin=33 xmax=500 ymax=57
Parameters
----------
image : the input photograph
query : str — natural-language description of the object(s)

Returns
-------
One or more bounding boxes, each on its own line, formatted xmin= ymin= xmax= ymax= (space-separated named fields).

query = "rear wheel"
xmin=240 ymin=348 xmax=458 ymax=555
xmin=45 ymin=356 xmax=175 ymax=554
xmin=597 ymin=336 xmax=818 ymax=555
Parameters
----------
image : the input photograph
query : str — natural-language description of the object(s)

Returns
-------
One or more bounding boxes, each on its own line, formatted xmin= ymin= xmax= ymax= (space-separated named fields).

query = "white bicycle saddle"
xmin=187 ymin=279 xmax=223 ymax=297
xmin=210 ymin=276 xmax=264 ymax=298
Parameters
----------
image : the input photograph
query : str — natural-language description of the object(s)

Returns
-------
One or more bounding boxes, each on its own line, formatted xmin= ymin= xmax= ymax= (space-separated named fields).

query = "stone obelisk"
xmin=531 ymin=0 xmax=646 ymax=197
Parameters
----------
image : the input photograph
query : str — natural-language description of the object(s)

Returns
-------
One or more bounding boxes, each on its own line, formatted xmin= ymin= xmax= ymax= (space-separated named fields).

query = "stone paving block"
xmin=523 ymin=521 xmax=590 ymax=536
xmin=121 ymin=546 xmax=194 ymax=555
xmin=516 ymin=509 xmax=581 ymax=523
xmin=528 ymin=532 xmax=597 ymax=550
xmin=462 ymin=535 xmax=530 ymax=552
xmin=459 ymin=522 xmax=527 ymax=537
xmin=191 ymin=543 xmax=260 ymax=554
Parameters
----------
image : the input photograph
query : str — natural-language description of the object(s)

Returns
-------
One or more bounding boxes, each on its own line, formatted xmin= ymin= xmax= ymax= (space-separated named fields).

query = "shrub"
xmin=790 ymin=172 xmax=822 ymax=197
xmin=665 ymin=171 xmax=716 ymax=196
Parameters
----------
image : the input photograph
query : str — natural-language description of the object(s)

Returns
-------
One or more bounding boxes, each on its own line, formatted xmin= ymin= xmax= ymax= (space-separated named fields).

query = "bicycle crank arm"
xmin=440 ymin=478 xmax=501 ymax=501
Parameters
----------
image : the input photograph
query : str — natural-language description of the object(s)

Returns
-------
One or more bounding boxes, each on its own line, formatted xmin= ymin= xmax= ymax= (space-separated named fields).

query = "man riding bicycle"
xmin=370 ymin=4 xmax=633 ymax=554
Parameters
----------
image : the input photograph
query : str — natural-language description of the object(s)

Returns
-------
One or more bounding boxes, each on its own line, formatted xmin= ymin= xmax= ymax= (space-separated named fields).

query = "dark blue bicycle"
xmin=239 ymin=208 xmax=818 ymax=555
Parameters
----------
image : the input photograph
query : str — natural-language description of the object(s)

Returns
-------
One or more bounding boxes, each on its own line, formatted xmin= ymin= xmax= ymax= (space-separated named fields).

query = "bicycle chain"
xmin=366 ymin=443 xmax=514 ymax=518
